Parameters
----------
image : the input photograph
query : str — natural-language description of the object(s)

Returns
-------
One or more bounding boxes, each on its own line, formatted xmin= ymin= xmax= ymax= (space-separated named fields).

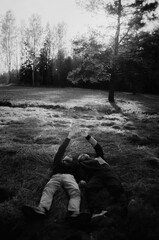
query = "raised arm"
xmin=81 ymin=129 xmax=104 ymax=157
xmin=85 ymin=134 xmax=104 ymax=157
xmin=53 ymin=137 xmax=71 ymax=169
xmin=82 ymin=131 xmax=110 ymax=167
xmin=53 ymin=123 xmax=77 ymax=168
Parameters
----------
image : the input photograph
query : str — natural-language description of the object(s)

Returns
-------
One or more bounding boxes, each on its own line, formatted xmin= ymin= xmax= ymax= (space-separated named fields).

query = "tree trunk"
xmin=8 ymin=62 xmax=11 ymax=84
xmin=108 ymin=0 xmax=122 ymax=103
xmin=51 ymin=60 xmax=54 ymax=85
xmin=32 ymin=38 xmax=35 ymax=86
xmin=108 ymin=68 xmax=115 ymax=102
xmin=32 ymin=64 xmax=35 ymax=86
xmin=58 ymin=69 xmax=61 ymax=86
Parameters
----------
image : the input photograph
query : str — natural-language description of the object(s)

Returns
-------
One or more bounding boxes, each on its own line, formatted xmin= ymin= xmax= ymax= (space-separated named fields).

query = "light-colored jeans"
xmin=39 ymin=173 xmax=81 ymax=214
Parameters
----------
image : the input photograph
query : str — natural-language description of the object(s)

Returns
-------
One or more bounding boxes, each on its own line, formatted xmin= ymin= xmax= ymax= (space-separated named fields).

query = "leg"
xmin=62 ymin=174 xmax=81 ymax=215
xmin=79 ymin=181 xmax=90 ymax=214
xmin=22 ymin=174 xmax=62 ymax=219
xmin=100 ymin=171 xmax=128 ymax=216
xmin=63 ymin=175 xmax=91 ymax=227
xmin=39 ymin=174 xmax=61 ymax=211
xmin=85 ymin=175 xmax=104 ymax=214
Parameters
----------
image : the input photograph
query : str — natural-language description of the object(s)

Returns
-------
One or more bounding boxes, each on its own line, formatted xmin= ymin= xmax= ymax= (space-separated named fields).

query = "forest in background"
xmin=0 ymin=0 xmax=159 ymax=96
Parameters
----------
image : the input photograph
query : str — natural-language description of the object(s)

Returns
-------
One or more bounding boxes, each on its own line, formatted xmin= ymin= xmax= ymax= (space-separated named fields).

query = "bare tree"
xmin=56 ymin=22 xmax=67 ymax=86
xmin=108 ymin=0 xmax=122 ymax=102
xmin=50 ymin=25 xmax=58 ymax=84
xmin=26 ymin=14 xmax=43 ymax=85
xmin=0 ymin=10 xmax=16 ymax=83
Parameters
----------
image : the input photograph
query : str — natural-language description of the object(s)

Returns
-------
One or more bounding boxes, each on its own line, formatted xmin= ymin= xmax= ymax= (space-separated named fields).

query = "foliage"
xmin=67 ymin=36 xmax=112 ymax=88
xmin=38 ymin=40 xmax=52 ymax=86
xmin=18 ymin=21 xmax=72 ymax=87
xmin=116 ymin=26 xmax=159 ymax=94
xmin=76 ymin=0 xmax=159 ymax=98
xmin=19 ymin=60 xmax=33 ymax=85
xmin=0 ymin=4 xmax=159 ymax=93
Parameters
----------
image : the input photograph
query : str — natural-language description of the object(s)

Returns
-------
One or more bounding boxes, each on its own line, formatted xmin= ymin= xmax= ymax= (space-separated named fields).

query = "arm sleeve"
xmin=53 ymin=137 xmax=71 ymax=168
xmin=85 ymin=135 xmax=104 ymax=157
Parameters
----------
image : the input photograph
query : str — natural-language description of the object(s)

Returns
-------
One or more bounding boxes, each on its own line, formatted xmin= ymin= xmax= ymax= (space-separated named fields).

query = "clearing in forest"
xmin=0 ymin=86 xmax=159 ymax=240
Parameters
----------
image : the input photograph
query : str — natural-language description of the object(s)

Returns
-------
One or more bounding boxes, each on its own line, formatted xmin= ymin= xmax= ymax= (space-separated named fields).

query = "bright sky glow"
xmin=0 ymin=0 xmax=159 ymax=74
xmin=0 ymin=0 xmax=108 ymax=40
xmin=1 ymin=0 xmax=159 ymax=41
xmin=0 ymin=0 xmax=112 ymax=73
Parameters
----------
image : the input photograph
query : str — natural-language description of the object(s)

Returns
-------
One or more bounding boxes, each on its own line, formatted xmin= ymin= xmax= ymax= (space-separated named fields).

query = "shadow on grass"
xmin=109 ymin=97 xmax=159 ymax=148
xmin=110 ymin=102 xmax=124 ymax=114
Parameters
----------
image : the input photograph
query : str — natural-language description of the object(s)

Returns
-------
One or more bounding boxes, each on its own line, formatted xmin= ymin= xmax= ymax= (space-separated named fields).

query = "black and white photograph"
xmin=0 ymin=0 xmax=159 ymax=239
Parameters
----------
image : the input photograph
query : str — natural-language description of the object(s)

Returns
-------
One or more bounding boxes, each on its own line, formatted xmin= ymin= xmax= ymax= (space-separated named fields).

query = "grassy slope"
xmin=0 ymin=86 xmax=159 ymax=240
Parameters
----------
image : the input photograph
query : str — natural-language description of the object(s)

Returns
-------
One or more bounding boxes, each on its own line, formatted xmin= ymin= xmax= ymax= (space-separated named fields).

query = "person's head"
xmin=78 ymin=153 xmax=90 ymax=162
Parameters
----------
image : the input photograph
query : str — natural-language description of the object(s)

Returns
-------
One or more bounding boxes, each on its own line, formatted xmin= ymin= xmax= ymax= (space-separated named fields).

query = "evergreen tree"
xmin=68 ymin=35 xmax=111 ymax=89
xmin=76 ymin=0 xmax=158 ymax=101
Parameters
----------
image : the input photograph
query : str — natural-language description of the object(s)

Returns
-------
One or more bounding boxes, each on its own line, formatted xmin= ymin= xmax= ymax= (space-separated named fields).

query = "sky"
xmin=1 ymin=0 xmax=159 ymax=41
xmin=0 ymin=0 xmax=108 ymax=40
xmin=0 ymin=0 xmax=159 ymax=74
xmin=0 ymin=0 xmax=110 ymax=73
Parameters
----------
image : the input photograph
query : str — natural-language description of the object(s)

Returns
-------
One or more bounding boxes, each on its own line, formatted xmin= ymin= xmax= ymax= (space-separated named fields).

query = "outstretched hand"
xmin=68 ymin=122 xmax=89 ymax=139
xmin=68 ymin=122 xmax=79 ymax=138
xmin=81 ymin=129 xmax=89 ymax=137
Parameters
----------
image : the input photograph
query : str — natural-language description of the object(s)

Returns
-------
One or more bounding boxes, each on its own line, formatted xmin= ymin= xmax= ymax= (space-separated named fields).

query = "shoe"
xmin=91 ymin=210 xmax=107 ymax=225
xmin=91 ymin=210 xmax=108 ymax=219
xmin=22 ymin=205 xmax=46 ymax=219
xmin=128 ymin=199 xmax=139 ymax=216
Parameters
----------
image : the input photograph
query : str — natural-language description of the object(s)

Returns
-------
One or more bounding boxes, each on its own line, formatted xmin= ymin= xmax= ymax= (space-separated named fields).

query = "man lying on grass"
xmin=22 ymin=125 xmax=127 ymax=223
xmin=77 ymin=130 xmax=127 ymax=221
xmin=22 ymin=123 xmax=90 ymax=222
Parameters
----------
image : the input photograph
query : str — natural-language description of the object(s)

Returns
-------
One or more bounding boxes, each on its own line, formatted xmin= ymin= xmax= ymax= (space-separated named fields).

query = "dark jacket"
xmin=51 ymin=137 xmax=85 ymax=183
xmin=80 ymin=135 xmax=124 ymax=198
xmin=51 ymin=135 xmax=107 ymax=182
xmin=51 ymin=135 xmax=121 ymax=186
xmin=79 ymin=135 xmax=111 ymax=175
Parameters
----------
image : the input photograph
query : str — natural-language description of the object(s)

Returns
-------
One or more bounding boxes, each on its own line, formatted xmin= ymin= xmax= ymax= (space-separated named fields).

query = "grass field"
xmin=0 ymin=86 xmax=159 ymax=240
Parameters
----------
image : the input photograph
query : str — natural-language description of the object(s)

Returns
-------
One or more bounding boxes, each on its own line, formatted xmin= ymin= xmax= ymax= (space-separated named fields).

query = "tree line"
xmin=0 ymin=12 xmax=72 ymax=87
xmin=0 ymin=0 xmax=159 ymax=101
xmin=74 ymin=0 xmax=159 ymax=100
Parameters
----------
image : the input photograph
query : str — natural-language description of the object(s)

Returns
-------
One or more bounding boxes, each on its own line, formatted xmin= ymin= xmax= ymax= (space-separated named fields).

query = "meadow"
xmin=0 ymin=86 xmax=159 ymax=240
